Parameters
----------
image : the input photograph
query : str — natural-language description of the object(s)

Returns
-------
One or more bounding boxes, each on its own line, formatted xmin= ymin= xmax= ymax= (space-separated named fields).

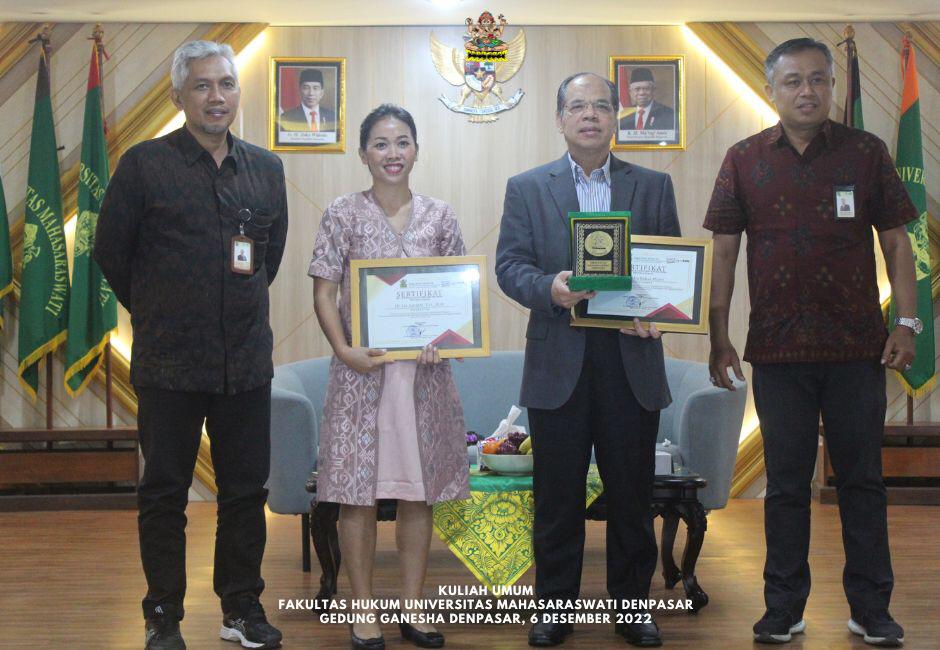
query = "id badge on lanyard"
xmin=232 ymin=207 xmax=255 ymax=275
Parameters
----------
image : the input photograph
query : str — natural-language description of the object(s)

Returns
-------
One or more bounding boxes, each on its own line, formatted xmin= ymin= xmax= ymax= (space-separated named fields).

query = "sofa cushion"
xmin=451 ymin=351 xmax=529 ymax=438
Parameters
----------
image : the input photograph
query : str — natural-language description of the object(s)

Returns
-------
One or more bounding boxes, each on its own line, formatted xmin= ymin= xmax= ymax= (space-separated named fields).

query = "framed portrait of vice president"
xmin=269 ymin=57 xmax=346 ymax=153
xmin=610 ymin=55 xmax=685 ymax=151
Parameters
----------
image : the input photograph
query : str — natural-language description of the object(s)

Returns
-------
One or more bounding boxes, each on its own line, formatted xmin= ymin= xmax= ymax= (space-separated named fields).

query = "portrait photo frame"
xmin=269 ymin=57 xmax=346 ymax=153
xmin=610 ymin=55 xmax=685 ymax=151
xmin=570 ymin=235 xmax=712 ymax=334
xmin=350 ymin=255 xmax=491 ymax=360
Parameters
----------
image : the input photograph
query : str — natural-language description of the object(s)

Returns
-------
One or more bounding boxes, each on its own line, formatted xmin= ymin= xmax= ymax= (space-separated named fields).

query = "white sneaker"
xmin=848 ymin=614 xmax=904 ymax=647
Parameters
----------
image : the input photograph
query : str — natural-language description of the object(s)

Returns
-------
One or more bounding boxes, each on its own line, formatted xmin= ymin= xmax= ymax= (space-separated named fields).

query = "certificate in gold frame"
xmin=570 ymin=236 xmax=712 ymax=334
xmin=269 ymin=57 xmax=346 ymax=153
xmin=610 ymin=55 xmax=685 ymax=151
xmin=350 ymin=255 xmax=491 ymax=360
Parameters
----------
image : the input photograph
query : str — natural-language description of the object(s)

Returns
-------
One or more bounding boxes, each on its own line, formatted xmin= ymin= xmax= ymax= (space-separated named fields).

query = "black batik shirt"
xmin=95 ymin=126 xmax=288 ymax=394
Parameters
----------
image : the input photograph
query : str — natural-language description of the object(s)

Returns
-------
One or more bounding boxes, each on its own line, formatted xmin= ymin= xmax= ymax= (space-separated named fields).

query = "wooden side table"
xmin=585 ymin=470 xmax=709 ymax=611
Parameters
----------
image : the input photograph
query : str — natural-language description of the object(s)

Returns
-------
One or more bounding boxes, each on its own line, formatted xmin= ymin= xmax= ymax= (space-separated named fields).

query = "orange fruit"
xmin=482 ymin=440 xmax=500 ymax=454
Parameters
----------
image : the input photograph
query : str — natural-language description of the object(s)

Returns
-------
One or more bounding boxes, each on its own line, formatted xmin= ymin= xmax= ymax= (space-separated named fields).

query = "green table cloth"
xmin=432 ymin=465 xmax=603 ymax=590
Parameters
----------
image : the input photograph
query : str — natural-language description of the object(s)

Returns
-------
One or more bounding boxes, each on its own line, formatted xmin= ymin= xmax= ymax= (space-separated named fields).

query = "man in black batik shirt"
xmin=95 ymin=40 xmax=287 ymax=650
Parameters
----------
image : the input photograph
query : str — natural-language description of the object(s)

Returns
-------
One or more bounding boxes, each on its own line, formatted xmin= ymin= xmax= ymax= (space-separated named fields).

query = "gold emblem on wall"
xmin=430 ymin=11 xmax=526 ymax=123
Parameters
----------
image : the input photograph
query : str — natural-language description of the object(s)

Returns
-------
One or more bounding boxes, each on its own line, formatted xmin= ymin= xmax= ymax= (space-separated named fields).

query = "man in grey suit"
xmin=496 ymin=72 xmax=679 ymax=648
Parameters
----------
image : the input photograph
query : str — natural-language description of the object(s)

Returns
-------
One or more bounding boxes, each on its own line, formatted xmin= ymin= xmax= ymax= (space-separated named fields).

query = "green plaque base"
xmin=568 ymin=274 xmax=632 ymax=292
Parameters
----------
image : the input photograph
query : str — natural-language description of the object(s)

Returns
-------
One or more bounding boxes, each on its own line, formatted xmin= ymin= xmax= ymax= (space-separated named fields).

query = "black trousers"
xmin=528 ymin=329 xmax=660 ymax=605
xmin=135 ymin=382 xmax=271 ymax=620
xmin=753 ymin=361 xmax=893 ymax=620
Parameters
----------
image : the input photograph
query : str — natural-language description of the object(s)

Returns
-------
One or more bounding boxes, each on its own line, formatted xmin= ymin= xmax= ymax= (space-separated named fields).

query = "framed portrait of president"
xmin=610 ymin=55 xmax=685 ymax=151
xmin=269 ymin=57 xmax=345 ymax=153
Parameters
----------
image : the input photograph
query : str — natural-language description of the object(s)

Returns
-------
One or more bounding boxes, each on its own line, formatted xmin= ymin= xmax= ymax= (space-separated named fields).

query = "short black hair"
xmin=359 ymin=103 xmax=418 ymax=151
xmin=299 ymin=68 xmax=323 ymax=86
xmin=556 ymin=72 xmax=618 ymax=116
xmin=764 ymin=38 xmax=834 ymax=84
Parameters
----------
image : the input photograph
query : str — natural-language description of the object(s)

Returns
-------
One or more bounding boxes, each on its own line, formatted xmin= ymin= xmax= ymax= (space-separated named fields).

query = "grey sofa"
xmin=267 ymin=350 xmax=747 ymax=570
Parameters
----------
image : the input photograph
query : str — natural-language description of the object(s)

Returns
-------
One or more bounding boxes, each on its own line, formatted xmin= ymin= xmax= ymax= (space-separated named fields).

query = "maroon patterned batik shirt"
xmin=703 ymin=120 xmax=917 ymax=363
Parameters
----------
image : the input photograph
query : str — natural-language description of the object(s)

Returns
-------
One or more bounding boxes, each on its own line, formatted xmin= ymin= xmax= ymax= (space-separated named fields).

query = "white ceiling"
xmin=0 ymin=0 xmax=936 ymax=25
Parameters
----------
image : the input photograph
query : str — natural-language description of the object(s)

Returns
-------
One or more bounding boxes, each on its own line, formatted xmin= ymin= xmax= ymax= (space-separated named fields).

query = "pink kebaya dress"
xmin=308 ymin=190 xmax=470 ymax=506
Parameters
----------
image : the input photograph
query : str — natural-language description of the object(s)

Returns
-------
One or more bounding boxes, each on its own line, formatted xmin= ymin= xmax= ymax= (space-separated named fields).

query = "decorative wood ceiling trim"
xmin=5 ymin=22 xmax=268 ymax=494
xmin=686 ymin=22 xmax=768 ymax=99
xmin=688 ymin=22 xmax=770 ymax=499
xmin=0 ymin=22 xmax=42 ymax=80
xmin=729 ymin=430 xmax=765 ymax=498
xmin=897 ymin=22 xmax=940 ymax=69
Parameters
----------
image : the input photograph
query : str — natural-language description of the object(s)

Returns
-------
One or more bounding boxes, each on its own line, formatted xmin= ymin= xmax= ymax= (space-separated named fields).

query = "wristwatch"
xmin=894 ymin=316 xmax=924 ymax=335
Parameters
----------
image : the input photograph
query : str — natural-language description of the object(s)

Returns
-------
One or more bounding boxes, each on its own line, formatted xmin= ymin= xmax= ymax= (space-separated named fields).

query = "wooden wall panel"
xmin=233 ymin=25 xmax=772 ymax=436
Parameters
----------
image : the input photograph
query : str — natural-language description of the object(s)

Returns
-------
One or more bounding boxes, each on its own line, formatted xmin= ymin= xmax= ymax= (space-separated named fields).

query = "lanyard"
xmin=236 ymin=208 xmax=253 ymax=236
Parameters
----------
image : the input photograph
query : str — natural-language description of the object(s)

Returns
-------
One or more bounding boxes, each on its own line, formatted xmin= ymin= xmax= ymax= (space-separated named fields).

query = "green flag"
xmin=889 ymin=35 xmax=934 ymax=397
xmin=0 ymin=172 xmax=12 ymax=330
xmin=64 ymin=43 xmax=117 ymax=397
xmin=17 ymin=44 xmax=69 ymax=400
xmin=842 ymin=32 xmax=864 ymax=129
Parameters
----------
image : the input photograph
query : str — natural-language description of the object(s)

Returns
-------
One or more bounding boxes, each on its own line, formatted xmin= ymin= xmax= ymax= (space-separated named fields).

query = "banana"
xmin=519 ymin=436 xmax=532 ymax=454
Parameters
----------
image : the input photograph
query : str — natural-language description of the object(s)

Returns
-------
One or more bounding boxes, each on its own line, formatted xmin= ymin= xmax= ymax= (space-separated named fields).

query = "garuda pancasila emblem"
xmin=430 ymin=11 xmax=526 ymax=123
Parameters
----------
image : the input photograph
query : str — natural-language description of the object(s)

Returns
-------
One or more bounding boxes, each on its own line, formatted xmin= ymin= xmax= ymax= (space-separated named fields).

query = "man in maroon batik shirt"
xmin=704 ymin=38 xmax=918 ymax=648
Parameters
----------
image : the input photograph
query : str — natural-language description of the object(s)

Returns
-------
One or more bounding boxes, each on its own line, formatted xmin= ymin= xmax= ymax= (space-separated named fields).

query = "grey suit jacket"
xmin=495 ymin=154 xmax=680 ymax=411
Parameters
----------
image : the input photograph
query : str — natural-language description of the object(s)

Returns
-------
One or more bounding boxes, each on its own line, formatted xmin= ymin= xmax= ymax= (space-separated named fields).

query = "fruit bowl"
xmin=482 ymin=452 xmax=533 ymax=476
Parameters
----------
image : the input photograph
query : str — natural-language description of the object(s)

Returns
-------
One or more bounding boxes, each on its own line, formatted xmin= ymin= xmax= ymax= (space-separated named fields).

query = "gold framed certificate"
xmin=350 ymin=255 xmax=491 ymax=360
xmin=570 ymin=236 xmax=712 ymax=334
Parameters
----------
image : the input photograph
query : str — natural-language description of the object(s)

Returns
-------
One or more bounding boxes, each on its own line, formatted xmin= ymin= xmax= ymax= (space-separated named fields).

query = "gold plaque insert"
xmin=584 ymin=231 xmax=614 ymax=257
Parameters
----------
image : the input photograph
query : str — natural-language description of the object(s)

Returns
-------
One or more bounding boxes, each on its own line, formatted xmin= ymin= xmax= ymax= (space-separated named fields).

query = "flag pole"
xmin=92 ymin=24 xmax=108 ymax=135
xmin=90 ymin=23 xmax=114 ymax=430
xmin=838 ymin=25 xmax=862 ymax=129
xmin=46 ymin=353 xmax=53 ymax=432
xmin=37 ymin=26 xmax=55 ymax=439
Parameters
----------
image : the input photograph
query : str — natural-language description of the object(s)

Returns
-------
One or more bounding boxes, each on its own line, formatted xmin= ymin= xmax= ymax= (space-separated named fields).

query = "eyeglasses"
xmin=564 ymin=100 xmax=614 ymax=115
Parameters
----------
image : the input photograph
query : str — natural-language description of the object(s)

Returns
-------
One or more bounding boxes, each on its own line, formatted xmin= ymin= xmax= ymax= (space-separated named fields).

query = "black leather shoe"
xmin=350 ymin=624 xmax=385 ymax=650
xmin=399 ymin=621 xmax=445 ymax=648
xmin=615 ymin=615 xmax=662 ymax=647
xmin=528 ymin=621 xmax=573 ymax=647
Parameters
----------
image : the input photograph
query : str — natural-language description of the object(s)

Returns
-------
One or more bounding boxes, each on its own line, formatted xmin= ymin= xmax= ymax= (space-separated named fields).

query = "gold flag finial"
xmin=91 ymin=24 xmax=104 ymax=43
xmin=843 ymin=25 xmax=855 ymax=40
xmin=29 ymin=23 xmax=52 ymax=53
